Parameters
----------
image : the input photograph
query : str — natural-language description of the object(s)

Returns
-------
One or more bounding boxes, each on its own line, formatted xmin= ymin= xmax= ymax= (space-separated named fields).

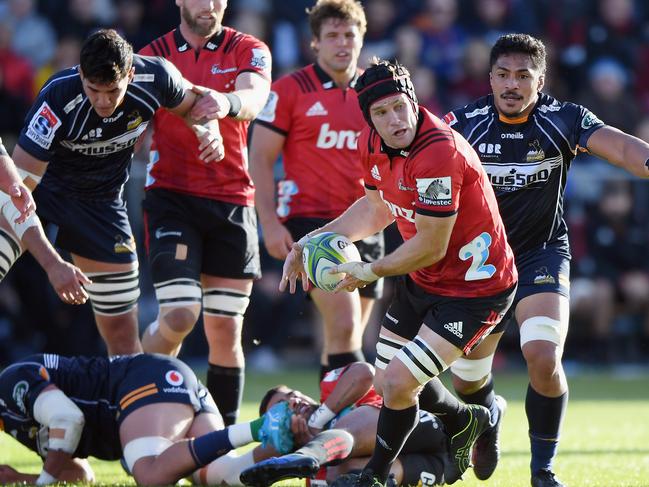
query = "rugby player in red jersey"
xmin=139 ymin=0 xmax=271 ymax=425
xmin=250 ymin=0 xmax=385 ymax=380
xmin=281 ymin=59 xmax=518 ymax=485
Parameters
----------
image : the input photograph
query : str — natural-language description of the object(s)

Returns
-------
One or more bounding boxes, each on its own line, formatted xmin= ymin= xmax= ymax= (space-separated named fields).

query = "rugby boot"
xmin=330 ymin=470 xmax=397 ymax=487
xmin=444 ymin=404 xmax=491 ymax=484
xmin=531 ymin=469 xmax=566 ymax=487
xmin=240 ymin=453 xmax=319 ymax=486
xmin=472 ymin=394 xmax=507 ymax=480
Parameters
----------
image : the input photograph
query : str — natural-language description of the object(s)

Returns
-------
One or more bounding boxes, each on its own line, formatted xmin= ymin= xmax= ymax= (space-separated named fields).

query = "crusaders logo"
xmin=165 ymin=370 xmax=184 ymax=386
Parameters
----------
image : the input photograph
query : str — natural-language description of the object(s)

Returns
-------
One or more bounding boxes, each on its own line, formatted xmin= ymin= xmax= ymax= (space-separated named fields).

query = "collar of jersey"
xmin=313 ymin=62 xmax=361 ymax=90
xmin=173 ymin=27 xmax=226 ymax=52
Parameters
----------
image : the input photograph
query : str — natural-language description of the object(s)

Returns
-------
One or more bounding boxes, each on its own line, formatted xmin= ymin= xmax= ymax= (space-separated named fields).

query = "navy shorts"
xmin=381 ymin=275 xmax=516 ymax=355
xmin=491 ymin=240 xmax=570 ymax=333
xmin=143 ymin=189 xmax=261 ymax=282
xmin=117 ymin=354 xmax=218 ymax=425
xmin=284 ymin=217 xmax=385 ymax=299
xmin=34 ymin=185 xmax=136 ymax=263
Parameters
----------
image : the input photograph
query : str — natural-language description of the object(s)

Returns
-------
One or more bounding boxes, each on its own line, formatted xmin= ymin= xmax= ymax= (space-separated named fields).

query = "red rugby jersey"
xmin=360 ymin=107 xmax=517 ymax=298
xmin=255 ymin=64 xmax=366 ymax=220
xmin=140 ymin=27 xmax=271 ymax=205
xmin=320 ymin=365 xmax=382 ymax=409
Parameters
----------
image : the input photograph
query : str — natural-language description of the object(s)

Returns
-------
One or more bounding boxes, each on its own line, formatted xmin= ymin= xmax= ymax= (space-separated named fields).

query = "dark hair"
xmin=80 ymin=29 xmax=133 ymax=83
xmin=307 ymin=0 xmax=367 ymax=39
xmin=258 ymin=385 xmax=289 ymax=416
xmin=490 ymin=33 xmax=546 ymax=74
xmin=355 ymin=57 xmax=418 ymax=124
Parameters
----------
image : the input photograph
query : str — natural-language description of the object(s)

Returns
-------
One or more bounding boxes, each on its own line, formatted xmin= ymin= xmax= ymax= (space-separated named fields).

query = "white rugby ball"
xmin=302 ymin=232 xmax=361 ymax=292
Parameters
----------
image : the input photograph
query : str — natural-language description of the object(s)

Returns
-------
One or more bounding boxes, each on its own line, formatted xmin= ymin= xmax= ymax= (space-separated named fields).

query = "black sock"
xmin=526 ymin=384 xmax=568 ymax=473
xmin=365 ymin=404 xmax=419 ymax=481
xmin=207 ymin=363 xmax=244 ymax=426
xmin=418 ymin=377 xmax=464 ymax=432
xmin=456 ymin=375 xmax=498 ymax=425
xmin=402 ymin=411 xmax=447 ymax=455
xmin=327 ymin=350 xmax=365 ymax=369
xmin=296 ymin=429 xmax=354 ymax=466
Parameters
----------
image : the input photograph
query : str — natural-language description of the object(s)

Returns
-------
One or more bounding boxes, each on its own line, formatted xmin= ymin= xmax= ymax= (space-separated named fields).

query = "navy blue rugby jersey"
xmin=17 ymin=55 xmax=186 ymax=199
xmin=444 ymin=93 xmax=605 ymax=256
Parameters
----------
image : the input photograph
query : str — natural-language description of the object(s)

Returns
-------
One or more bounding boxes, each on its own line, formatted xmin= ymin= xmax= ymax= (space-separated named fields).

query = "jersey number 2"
xmin=459 ymin=232 xmax=496 ymax=281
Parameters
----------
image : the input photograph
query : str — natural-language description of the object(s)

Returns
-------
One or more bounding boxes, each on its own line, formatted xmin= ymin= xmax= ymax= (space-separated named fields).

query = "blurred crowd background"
xmin=1 ymin=0 xmax=649 ymax=371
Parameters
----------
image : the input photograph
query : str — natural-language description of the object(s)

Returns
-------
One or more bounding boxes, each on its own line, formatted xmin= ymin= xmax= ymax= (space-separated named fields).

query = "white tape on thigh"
xmin=33 ymin=389 xmax=85 ymax=454
xmin=519 ymin=316 xmax=563 ymax=347
xmin=154 ymin=278 xmax=202 ymax=307
xmin=202 ymin=288 xmax=250 ymax=317
xmin=193 ymin=450 xmax=255 ymax=485
xmin=375 ymin=333 xmax=408 ymax=370
xmin=0 ymin=227 xmax=22 ymax=279
xmin=396 ymin=335 xmax=448 ymax=385
xmin=123 ymin=436 xmax=174 ymax=473
xmin=450 ymin=355 xmax=495 ymax=382
xmin=85 ymin=269 xmax=140 ymax=315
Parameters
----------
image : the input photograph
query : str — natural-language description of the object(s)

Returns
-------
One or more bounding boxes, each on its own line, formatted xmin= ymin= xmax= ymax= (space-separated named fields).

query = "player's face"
xmin=267 ymin=388 xmax=318 ymax=418
xmin=178 ymin=0 xmax=226 ymax=38
xmin=490 ymin=53 xmax=545 ymax=119
xmin=81 ymin=68 xmax=135 ymax=118
xmin=313 ymin=18 xmax=363 ymax=74
xmin=370 ymin=93 xmax=418 ymax=149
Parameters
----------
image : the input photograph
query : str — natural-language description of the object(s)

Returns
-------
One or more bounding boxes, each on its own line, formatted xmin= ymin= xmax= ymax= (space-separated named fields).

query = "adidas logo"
xmin=444 ymin=321 xmax=463 ymax=338
xmin=306 ymin=101 xmax=328 ymax=117
xmin=371 ymin=164 xmax=381 ymax=180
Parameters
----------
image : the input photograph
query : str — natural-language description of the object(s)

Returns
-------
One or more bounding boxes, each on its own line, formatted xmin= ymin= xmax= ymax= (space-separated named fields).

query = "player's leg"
xmin=202 ymin=202 xmax=260 ymax=426
xmin=0 ymin=214 xmax=24 ymax=281
xmin=141 ymin=192 xmax=203 ymax=356
xmin=516 ymin=292 xmax=569 ymax=487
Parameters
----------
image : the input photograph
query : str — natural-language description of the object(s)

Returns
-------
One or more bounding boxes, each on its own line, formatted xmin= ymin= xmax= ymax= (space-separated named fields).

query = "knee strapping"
xmin=374 ymin=333 xmax=407 ymax=370
xmin=85 ymin=269 xmax=140 ymax=315
xmin=396 ymin=335 xmax=448 ymax=385
xmin=519 ymin=316 xmax=563 ymax=347
xmin=154 ymin=278 xmax=202 ymax=307
xmin=450 ymin=354 xmax=495 ymax=382
xmin=0 ymin=227 xmax=21 ymax=279
xmin=122 ymin=436 xmax=173 ymax=473
xmin=202 ymin=288 xmax=250 ymax=317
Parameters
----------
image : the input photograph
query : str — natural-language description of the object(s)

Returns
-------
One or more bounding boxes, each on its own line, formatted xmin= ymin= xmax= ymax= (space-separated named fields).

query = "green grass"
xmin=2 ymin=370 xmax=649 ymax=486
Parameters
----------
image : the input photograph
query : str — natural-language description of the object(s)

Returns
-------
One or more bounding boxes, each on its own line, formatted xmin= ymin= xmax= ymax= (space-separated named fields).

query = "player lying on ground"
xmin=0 ymin=353 xmax=284 ymax=485
xmin=193 ymin=362 xmax=450 ymax=486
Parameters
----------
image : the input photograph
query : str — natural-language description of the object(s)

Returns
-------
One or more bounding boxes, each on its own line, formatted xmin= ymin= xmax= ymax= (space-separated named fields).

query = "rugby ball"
xmin=302 ymin=232 xmax=361 ymax=292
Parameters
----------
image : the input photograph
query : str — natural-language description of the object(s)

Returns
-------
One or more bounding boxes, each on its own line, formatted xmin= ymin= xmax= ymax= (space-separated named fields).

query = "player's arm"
xmin=586 ymin=125 xmax=649 ymax=178
xmin=249 ymin=123 xmax=294 ymax=259
xmin=0 ymin=142 xmax=36 ymax=223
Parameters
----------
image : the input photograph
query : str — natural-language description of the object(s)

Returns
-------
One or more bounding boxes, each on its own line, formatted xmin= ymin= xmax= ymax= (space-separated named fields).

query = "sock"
xmin=327 ymin=350 xmax=365 ymax=370
xmin=526 ymin=384 xmax=568 ymax=473
xmin=189 ymin=429 xmax=234 ymax=467
xmin=456 ymin=375 xmax=498 ymax=426
xmin=296 ymin=429 xmax=354 ymax=465
xmin=207 ymin=364 xmax=244 ymax=426
xmin=226 ymin=416 xmax=265 ymax=446
xmin=418 ymin=377 xmax=464 ymax=433
xmin=365 ymin=404 xmax=419 ymax=481
xmin=402 ymin=411 xmax=447 ymax=455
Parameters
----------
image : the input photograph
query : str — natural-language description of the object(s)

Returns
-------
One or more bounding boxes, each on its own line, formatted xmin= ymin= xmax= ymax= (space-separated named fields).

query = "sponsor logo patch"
xmin=250 ymin=48 xmax=270 ymax=71
xmin=443 ymin=111 xmax=457 ymax=127
xmin=306 ymin=101 xmax=328 ymax=117
xmin=416 ymin=177 xmax=452 ymax=206
xmin=165 ymin=370 xmax=184 ymax=386
xmin=26 ymin=102 xmax=62 ymax=149
xmin=581 ymin=111 xmax=603 ymax=130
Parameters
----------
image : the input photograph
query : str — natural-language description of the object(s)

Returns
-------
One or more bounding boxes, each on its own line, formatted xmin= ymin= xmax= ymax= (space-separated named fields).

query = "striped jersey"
xmin=361 ymin=107 xmax=516 ymax=298
xmin=141 ymin=27 xmax=271 ymax=206
xmin=17 ymin=55 xmax=186 ymax=200
xmin=444 ymin=93 xmax=605 ymax=256
xmin=255 ymin=63 xmax=366 ymax=220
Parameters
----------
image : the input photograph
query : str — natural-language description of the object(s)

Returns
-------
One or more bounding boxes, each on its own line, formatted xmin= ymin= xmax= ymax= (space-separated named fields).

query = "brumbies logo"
xmin=165 ymin=370 xmax=184 ymax=386
xmin=127 ymin=110 xmax=143 ymax=131
xmin=12 ymin=381 xmax=29 ymax=414
xmin=581 ymin=111 xmax=603 ymax=130
xmin=114 ymin=235 xmax=136 ymax=254
xmin=526 ymin=139 xmax=544 ymax=162
xmin=534 ymin=266 xmax=555 ymax=285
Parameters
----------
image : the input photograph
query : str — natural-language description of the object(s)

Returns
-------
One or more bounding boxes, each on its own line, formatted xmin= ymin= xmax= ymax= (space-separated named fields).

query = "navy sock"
xmin=327 ymin=350 xmax=365 ymax=369
xmin=188 ymin=429 xmax=234 ymax=467
xmin=456 ymin=375 xmax=498 ymax=426
xmin=207 ymin=364 xmax=244 ymax=426
xmin=365 ymin=404 xmax=419 ymax=481
xmin=526 ymin=384 xmax=568 ymax=473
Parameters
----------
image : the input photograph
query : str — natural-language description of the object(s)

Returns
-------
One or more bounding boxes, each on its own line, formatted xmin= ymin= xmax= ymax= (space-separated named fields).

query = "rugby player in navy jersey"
xmin=0 ymin=29 xmax=224 ymax=355
xmin=0 ymin=353 xmax=279 ymax=485
xmin=443 ymin=34 xmax=649 ymax=487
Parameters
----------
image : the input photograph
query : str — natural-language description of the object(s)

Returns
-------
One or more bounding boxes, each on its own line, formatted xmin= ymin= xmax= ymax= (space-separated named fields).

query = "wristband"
xmin=223 ymin=93 xmax=242 ymax=117
xmin=308 ymin=403 xmax=336 ymax=429
xmin=36 ymin=470 xmax=56 ymax=485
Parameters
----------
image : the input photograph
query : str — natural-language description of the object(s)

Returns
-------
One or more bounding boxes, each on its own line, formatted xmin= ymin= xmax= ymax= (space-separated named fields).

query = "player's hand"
xmin=45 ymin=261 xmax=92 ymax=305
xmin=7 ymin=182 xmax=36 ymax=223
xmin=331 ymin=261 xmax=379 ymax=293
xmin=192 ymin=123 xmax=224 ymax=163
xmin=262 ymin=220 xmax=294 ymax=260
xmin=280 ymin=243 xmax=308 ymax=293
xmin=190 ymin=86 xmax=230 ymax=120
xmin=290 ymin=413 xmax=315 ymax=447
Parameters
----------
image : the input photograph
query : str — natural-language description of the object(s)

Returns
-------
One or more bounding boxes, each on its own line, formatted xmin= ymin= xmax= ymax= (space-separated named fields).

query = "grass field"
xmin=2 ymin=369 xmax=649 ymax=486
